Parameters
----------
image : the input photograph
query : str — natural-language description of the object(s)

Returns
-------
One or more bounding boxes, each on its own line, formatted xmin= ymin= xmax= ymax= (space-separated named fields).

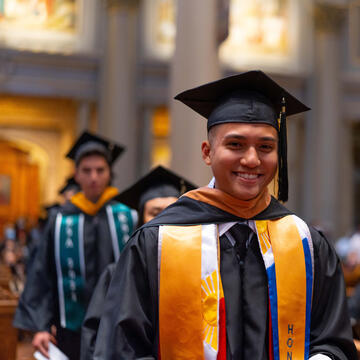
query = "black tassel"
xmin=277 ymin=97 xmax=288 ymax=202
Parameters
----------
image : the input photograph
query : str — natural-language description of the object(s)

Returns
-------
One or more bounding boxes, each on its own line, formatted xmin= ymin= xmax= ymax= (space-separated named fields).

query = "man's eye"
xmin=227 ymin=142 xmax=242 ymax=148
xmin=259 ymin=144 xmax=274 ymax=151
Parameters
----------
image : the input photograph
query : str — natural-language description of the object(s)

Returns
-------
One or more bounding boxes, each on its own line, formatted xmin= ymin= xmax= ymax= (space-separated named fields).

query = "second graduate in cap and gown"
xmin=80 ymin=165 xmax=196 ymax=360
xmin=95 ymin=72 xmax=357 ymax=360
xmin=13 ymin=131 xmax=137 ymax=360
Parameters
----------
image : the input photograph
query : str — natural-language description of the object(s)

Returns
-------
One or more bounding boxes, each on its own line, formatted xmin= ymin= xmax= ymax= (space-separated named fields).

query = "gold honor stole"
xmin=158 ymin=215 xmax=314 ymax=360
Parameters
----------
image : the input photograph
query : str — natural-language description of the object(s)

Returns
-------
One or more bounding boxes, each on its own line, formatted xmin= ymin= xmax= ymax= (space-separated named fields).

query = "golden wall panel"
xmin=0 ymin=95 xmax=79 ymax=206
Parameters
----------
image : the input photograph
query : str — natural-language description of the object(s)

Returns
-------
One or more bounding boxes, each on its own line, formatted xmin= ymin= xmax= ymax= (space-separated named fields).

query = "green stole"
xmin=54 ymin=203 xmax=135 ymax=331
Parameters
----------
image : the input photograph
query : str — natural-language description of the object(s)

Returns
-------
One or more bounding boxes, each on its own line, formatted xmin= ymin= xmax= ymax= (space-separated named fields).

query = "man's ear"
xmin=201 ymin=141 xmax=211 ymax=166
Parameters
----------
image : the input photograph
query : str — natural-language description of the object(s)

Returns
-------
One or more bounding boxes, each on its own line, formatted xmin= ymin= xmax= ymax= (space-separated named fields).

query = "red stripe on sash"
xmin=217 ymin=297 xmax=226 ymax=360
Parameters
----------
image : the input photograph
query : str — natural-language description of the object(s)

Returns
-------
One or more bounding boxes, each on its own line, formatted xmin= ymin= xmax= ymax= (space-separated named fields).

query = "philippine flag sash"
xmin=158 ymin=215 xmax=313 ymax=360
xmin=255 ymin=215 xmax=314 ymax=360
xmin=158 ymin=224 xmax=225 ymax=360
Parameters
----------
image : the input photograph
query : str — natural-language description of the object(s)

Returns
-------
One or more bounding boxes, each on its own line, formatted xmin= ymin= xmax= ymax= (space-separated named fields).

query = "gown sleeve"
xmin=80 ymin=263 xmax=116 ymax=360
xmin=12 ymin=217 xmax=56 ymax=333
xmin=93 ymin=227 xmax=159 ymax=360
xmin=310 ymin=228 xmax=357 ymax=360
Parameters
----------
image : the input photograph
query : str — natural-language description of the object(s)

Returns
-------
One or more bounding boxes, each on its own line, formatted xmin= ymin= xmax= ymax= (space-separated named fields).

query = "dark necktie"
xmin=225 ymin=223 xmax=254 ymax=358
xmin=228 ymin=223 xmax=252 ymax=266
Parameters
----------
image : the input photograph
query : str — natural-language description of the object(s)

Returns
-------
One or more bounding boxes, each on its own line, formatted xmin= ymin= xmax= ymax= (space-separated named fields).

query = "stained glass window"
xmin=144 ymin=0 xmax=302 ymax=71
xmin=0 ymin=0 xmax=77 ymax=32
xmin=220 ymin=0 xmax=292 ymax=68
xmin=156 ymin=0 xmax=176 ymax=49
xmin=0 ymin=0 xmax=80 ymax=52
xmin=143 ymin=0 xmax=176 ymax=59
xmin=224 ymin=0 xmax=288 ymax=54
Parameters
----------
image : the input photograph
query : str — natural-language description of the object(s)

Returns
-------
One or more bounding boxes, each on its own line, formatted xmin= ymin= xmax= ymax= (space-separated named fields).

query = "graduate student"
xmin=95 ymin=71 xmax=357 ymax=360
xmin=115 ymin=165 xmax=197 ymax=226
xmin=13 ymin=131 xmax=137 ymax=360
xmin=80 ymin=165 xmax=196 ymax=360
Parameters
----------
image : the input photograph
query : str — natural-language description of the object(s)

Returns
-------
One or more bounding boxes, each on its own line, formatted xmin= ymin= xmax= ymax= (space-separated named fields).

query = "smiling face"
xmin=202 ymin=122 xmax=278 ymax=201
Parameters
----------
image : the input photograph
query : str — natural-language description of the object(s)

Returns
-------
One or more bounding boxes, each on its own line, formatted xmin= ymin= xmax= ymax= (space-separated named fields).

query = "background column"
xmin=170 ymin=0 xmax=221 ymax=187
xmin=303 ymin=2 xmax=346 ymax=239
xmin=99 ymin=0 xmax=140 ymax=190
xmin=76 ymin=101 xmax=90 ymax=135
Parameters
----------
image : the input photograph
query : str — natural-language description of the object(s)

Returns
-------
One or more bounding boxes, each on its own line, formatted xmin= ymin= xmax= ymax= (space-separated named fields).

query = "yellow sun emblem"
xmin=256 ymin=220 xmax=271 ymax=255
xmin=202 ymin=270 xmax=219 ymax=351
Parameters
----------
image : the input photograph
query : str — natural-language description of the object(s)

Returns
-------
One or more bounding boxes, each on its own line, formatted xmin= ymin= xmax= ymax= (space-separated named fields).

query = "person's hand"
xmin=32 ymin=331 xmax=57 ymax=358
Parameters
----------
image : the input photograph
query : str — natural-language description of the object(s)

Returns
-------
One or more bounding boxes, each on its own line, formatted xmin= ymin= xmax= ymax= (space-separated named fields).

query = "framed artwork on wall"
xmin=0 ymin=0 xmax=98 ymax=54
xmin=219 ymin=0 xmax=313 ymax=74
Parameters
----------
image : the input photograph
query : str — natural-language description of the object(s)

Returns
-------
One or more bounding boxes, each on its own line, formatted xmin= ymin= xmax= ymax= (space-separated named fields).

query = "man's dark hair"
xmin=207 ymin=126 xmax=218 ymax=146
xmin=75 ymin=150 xmax=111 ymax=168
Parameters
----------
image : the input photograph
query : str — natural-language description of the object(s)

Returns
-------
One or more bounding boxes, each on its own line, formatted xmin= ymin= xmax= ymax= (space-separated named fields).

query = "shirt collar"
xmin=207 ymin=176 xmax=257 ymax=236
xmin=219 ymin=220 xmax=256 ymax=237
xmin=207 ymin=177 xmax=216 ymax=189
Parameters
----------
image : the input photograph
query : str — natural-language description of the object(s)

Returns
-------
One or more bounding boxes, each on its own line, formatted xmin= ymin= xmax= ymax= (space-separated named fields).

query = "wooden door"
xmin=0 ymin=142 xmax=39 ymax=233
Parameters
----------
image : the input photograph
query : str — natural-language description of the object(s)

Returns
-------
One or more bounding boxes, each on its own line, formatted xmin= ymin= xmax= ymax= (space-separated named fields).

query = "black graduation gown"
xmin=81 ymin=262 xmax=116 ymax=360
xmin=94 ymin=196 xmax=357 ymax=360
xmin=13 ymin=197 xmax=130 ymax=360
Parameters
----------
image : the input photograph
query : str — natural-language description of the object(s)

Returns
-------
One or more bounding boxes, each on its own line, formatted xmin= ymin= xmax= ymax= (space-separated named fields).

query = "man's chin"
xmin=215 ymin=183 xmax=262 ymax=201
xmin=230 ymin=188 xmax=261 ymax=201
xmin=85 ymin=191 xmax=102 ymax=202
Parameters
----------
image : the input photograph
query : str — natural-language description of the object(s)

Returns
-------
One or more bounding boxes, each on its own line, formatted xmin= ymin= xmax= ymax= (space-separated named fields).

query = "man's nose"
xmin=90 ymin=170 xmax=98 ymax=180
xmin=240 ymin=147 xmax=261 ymax=167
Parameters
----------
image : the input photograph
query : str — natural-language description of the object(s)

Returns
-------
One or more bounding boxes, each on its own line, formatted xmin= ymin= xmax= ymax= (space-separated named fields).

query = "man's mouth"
xmin=233 ymin=172 xmax=261 ymax=180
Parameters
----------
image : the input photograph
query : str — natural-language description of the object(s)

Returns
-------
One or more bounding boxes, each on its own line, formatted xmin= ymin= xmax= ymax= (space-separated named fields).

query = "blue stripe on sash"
xmin=267 ymin=263 xmax=280 ymax=360
xmin=302 ymin=238 xmax=313 ymax=360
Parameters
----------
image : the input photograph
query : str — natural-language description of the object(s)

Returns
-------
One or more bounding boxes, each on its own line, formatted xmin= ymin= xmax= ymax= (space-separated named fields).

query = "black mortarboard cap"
xmin=174 ymin=70 xmax=311 ymax=202
xmin=174 ymin=70 xmax=310 ymax=130
xmin=58 ymin=176 xmax=80 ymax=195
xmin=115 ymin=166 xmax=197 ymax=214
xmin=66 ymin=131 xmax=125 ymax=165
